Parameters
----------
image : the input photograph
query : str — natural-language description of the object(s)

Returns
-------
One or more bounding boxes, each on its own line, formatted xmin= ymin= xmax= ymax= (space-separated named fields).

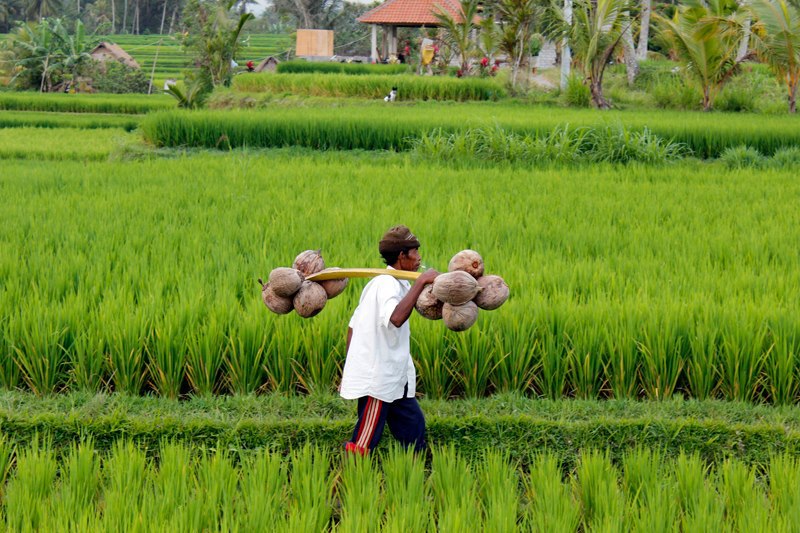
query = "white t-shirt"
xmin=340 ymin=268 xmax=416 ymax=402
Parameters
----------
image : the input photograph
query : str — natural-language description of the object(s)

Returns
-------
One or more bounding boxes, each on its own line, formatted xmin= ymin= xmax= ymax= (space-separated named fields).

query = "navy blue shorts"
xmin=345 ymin=384 xmax=426 ymax=455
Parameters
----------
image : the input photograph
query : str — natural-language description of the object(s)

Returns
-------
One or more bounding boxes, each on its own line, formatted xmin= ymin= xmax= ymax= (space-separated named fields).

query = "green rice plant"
xmin=287 ymin=444 xmax=333 ymax=532
xmin=193 ymin=447 xmax=239 ymax=531
xmin=0 ymin=110 xmax=141 ymax=131
xmin=0 ymin=435 xmax=15 ymax=499
xmin=622 ymin=449 xmax=679 ymax=533
xmin=3 ymin=436 xmax=57 ymax=532
xmin=686 ymin=316 xmax=720 ymax=401
xmin=185 ymin=312 xmax=229 ymax=396
xmin=673 ymin=452 xmax=710 ymax=518
xmin=266 ymin=323 xmax=302 ymax=394
xmin=0 ymin=91 xmax=173 ymax=114
xmin=232 ymin=73 xmax=507 ymax=101
xmin=626 ymin=478 xmax=679 ymax=533
xmin=574 ymin=449 xmax=625 ymax=532
xmin=55 ymin=439 xmax=100 ymax=528
xmin=146 ymin=440 xmax=194 ymax=526
xmin=0 ymin=318 xmax=20 ymax=390
xmin=768 ymin=454 xmax=800 ymax=523
xmin=770 ymin=146 xmax=800 ymax=168
xmin=413 ymin=325 xmax=456 ymax=400
xmin=0 ymin=127 xmax=135 ymax=161
xmin=718 ymin=320 xmax=770 ymax=402
xmin=717 ymin=458 xmax=770 ymax=531
xmin=225 ymin=313 xmax=267 ymax=395
xmin=765 ymin=328 xmax=799 ymax=405
xmin=104 ymin=302 xmax=149 ymax=395
xmin=68 ymin=328 xmax=106 ymax=393
xmin=276 ymin=61 xmax=409 ymax=75
xmin=476 ymin=449 xmax=519 ymax=532
xmin=566 ymin=324 xmax=606 ymax=399
xmin=381 ymin=445 xmax=430 ymax=532
xmin=719 ymin=145 xmax=765 ymax=169
xmin=101 ymin=440 xmax=150 ymax=532
xmin=337 ymin=453 xmax=385 ymax=533
xmin=429 ymin=445 xmax=481 ymax=531
xmin=10 ymin=316 xmax=68 ymax=396
xmin=236 ymin=450 xmax=288 ymax=531
xmin=588 ymin=125 xmax=690 ymax=164
xmin=295 ymin=320 xmax=342 ymax=395
xmin=534 ymin=308 xmax=571 ymax=399
xmin=604 ymin=320 xmax=640 ymax=399
xmin=146 ymin=314 xmax=191 ymax=399
xmin=523 ymin=453 xmax=580 ymax=532
xmin=451 ymin=328 xmax=499 ymax=398
xmin=492 ymin=321 xmax=537 ymax=394
xmin=636 ymin=316 xmax=685 ymax=401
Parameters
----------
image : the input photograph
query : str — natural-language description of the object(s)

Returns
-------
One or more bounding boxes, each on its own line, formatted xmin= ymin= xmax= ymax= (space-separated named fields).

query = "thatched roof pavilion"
xmin=90 ymin=42 xmax=140 ymax=69
xmin=357 ymin=0 xmax=473 ymax=63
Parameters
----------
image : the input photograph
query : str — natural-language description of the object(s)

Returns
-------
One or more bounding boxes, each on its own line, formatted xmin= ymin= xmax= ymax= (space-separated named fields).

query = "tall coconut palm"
xmin=25 ymin=0 xmax=61 ymax=21
xmin=546 ymin=0 xmax=631 ymax=108
xmin=749 ymin=0 xmax=800 ymax=112
xmin=433 ymin=0 xmax=481 ymax=74
xmin=655 ymin=0 xmax=748 ymax=111
xmin=496 ymin=0 xmax=539 ymax=88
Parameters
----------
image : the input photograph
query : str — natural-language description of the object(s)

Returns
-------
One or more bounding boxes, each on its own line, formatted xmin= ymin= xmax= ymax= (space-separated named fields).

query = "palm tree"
xmin=496 ymin=0 xmax=539 ymax=88
xmin=546 ymin=0 xmax=631 ymax=108
xmin=749 ymin=0 xmax=800 ymax=112
xmin=434 ymin=0 xmax=481 ymax=75
xmin=25 ymin=0 xmax=61 ymax=21
xmin=655 ymin=0 xmax=748 ymax=111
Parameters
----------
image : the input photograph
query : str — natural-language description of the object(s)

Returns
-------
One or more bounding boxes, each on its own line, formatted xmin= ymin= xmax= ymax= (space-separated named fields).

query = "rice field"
xmin=142 ymin=103 xmax=800 ymax=157
xmin=0 ymin=127 xmax=136 ymax=160
xmin=1 ymin=437 xmax=799 ymax=532
xmin=0 ymin=92 xmax=174 ymax=114
xmin=0 ymin=110 xmax=141 ymax=130
xmin=2 ymin=150 xmax=800 ymax=402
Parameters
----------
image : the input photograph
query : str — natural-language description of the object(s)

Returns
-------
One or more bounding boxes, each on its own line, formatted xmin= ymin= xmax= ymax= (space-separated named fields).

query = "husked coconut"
xmin=261 ymin=283 xmax=293 ymax=315
xmin=474 ymin=275 xmax=509 ymax=310
xmin=415 ymin=284 xmax=443 ymax=320
xmin=293 ymin=250 xmax=325 ymax=277
xmin=448 ymin=249 xmax=485 ymax=279
xmin=442 ymin=301 xmax=479 ymax=331
xmin=319 ymin=267 xmax=349 ymax=299
xmin=293 ymin=281 xmax=328 ymax=318
xmin=432 ymin=271 xmax=481 ymax=306
xmin=268 ymin=267 xmax=304 ymax=297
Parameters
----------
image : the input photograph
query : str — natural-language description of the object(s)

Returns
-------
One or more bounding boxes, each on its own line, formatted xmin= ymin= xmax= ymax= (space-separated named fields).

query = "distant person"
xmin=384 ymin=86 xmax=398 ymax=102
xmin=246 ymin=60 xmax=255 ymax=72
xmin=340 ymin=225 xmax=439 ymax=455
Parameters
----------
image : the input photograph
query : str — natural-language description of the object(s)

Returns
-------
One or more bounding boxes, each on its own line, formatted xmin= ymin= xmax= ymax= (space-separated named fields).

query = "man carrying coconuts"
xmin=340 ymin=225 xmax=439 ymax=455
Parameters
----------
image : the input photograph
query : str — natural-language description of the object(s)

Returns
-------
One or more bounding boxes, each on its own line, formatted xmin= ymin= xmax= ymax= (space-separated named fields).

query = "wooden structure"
xmin=254 ymin=56 xmax=280 ymax=72
xmin=90 ymin=42 xmax=140 ymax=69
xmin=295 ymin=30 xmax=334 ymax=58
xmin=357 ymin=0 xmax=473 ymax=63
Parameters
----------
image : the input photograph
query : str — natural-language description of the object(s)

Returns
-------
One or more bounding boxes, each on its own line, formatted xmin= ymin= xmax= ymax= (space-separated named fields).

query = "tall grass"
xmin=233 ymin=73 xmax=506 ymax=101
xmin=276 ymin=60 xmax=409 ymax=75
xmin=0 ymin=439 xmax=799 ymax=530
xmin=0 ymin=92 xmax=173 ymax=114
xmin=142 ymin=104 xmax=800 ymax=157
xmin=2 ymin=155 xmax=800 ymax=402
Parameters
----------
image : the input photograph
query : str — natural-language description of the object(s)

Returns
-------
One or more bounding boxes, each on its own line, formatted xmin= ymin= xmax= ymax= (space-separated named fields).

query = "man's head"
xmin=379 ymin=225 xmax=421 ymax=271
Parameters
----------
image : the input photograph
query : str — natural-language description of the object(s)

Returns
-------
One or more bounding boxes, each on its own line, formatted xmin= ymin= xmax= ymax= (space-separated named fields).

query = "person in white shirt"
xmin=340 ymin=225 xmax=439 ymax=455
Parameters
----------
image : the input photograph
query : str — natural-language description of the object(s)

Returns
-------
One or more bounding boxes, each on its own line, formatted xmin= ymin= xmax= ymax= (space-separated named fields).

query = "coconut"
xmin=293 ymin=281 xmax=328 ymax=318
xmin=448 ymin=249 xmax=485 ymax=279
xmin=432 ymin=271 xmax=482 ymax=306
xmin=292 ymin=250 xmax=325 ymax=277
xmin=319 ymin=267 xmax=349 ymax=299
xmin=261 ymin=283 xmax=293 ymax=315
xmin=474 ymin=275 xmax=509 ymax=310
xmin=415 ymin=284 xmax=444 ymax=320
xmin=268 ymin=267 xmax=304 ymax=298
xmin=442 ymin=301 xmax=479 ymax=332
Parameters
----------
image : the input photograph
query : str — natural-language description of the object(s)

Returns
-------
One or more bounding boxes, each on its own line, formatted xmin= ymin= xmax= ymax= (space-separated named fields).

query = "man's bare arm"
xmin=389 ymin=270 xmax=439 ymax=328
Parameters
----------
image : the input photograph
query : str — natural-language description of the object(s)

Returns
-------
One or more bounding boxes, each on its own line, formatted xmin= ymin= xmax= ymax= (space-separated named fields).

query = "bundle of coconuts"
xmin=415 ymin=250 xmax=509 ymax=332
xmin=259 ymin=250 xmax=348 ymax=318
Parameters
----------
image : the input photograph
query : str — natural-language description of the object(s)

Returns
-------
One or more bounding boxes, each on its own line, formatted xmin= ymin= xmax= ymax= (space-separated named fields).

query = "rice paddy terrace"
xmin=2 ymin=85 xmax=800 ymax=530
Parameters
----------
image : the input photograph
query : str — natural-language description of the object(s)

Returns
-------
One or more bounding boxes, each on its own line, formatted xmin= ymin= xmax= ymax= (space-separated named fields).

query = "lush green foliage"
xmin=2 ymin=152 xmax=800 ymax=402
xmin=276 ymin=60 xmax=410 ymax=75
xmin=232 ymin=73 xmax=508 ymax=101
xmin=142 ymin=103 xmax=800 ymax=156
xmin=0 ymin=438 xmax=799 ymax=530
xmin=0 ymin=91 xmax=173 ymax=113
xmin=0 ymin=127 xmax=134 ymax=160
xmin=0 ymin=110 xmax=140 ymax=130
xmin=88 ymin=61 xmax=150 ymax=94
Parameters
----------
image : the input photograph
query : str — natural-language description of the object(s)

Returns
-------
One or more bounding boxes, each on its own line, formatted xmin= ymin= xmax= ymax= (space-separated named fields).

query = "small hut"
xmin=90 ymin=42 xmax=140 ymax=69
xmin=254 ymin=56 xmax=280 ymax=73
xmin=357 ymin=0 xmax=474 ymax=63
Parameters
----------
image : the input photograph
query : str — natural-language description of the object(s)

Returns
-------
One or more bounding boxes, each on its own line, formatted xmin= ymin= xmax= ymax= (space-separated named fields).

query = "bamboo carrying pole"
xmin=305 ymin=268 xmax=422 ymax=282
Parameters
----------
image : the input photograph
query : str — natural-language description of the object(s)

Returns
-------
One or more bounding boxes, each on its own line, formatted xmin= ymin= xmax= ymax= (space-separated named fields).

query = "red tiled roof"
xmin=357 ymin=0 xmax=468 ymax=25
